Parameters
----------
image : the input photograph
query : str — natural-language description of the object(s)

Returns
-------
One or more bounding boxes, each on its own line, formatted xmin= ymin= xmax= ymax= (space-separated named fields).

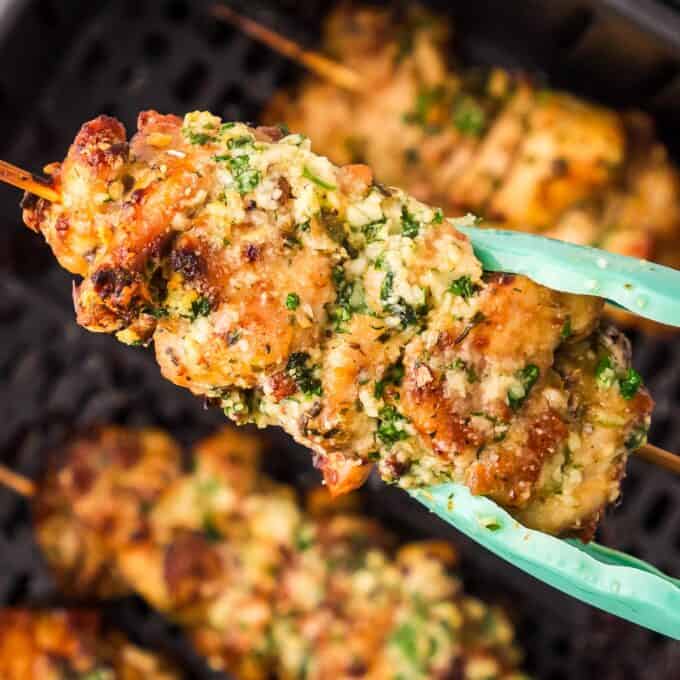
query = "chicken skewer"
xmin=0 ymin=109 xmax=658 ymax=539
xmin=1 ymin=426 xmax=529 ymax=680
xmin=0 ymin=609 xmax=180 ymax=680
xmin=216 ymin=4 xmax=680 ymax=322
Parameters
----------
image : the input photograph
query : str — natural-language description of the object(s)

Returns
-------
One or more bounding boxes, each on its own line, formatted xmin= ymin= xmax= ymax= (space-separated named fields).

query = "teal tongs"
xmin=414 ymin=226 xmax=680 ymax=639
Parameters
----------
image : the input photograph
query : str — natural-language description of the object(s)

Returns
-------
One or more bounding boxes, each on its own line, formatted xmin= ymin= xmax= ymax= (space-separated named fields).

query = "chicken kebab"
xmin=21 ymin=109 xmax=652 ymax=538
xmin=32 ymin=425 xmax=528 ymax=680
xmin=0 ymin=609 xmax=179 ymax=680
xmin=263 ymin=2 xmax=680 ymax=287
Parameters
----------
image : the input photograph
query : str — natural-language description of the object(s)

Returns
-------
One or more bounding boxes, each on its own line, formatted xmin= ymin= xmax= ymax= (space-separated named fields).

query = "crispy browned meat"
xmin=34 ymin=426 xmax=182 ymax=597
xmin=22 ymin=109 xmax=652 ymax=537
xmin=263 ymin=2 xmax=680 ymax=330
xmin=35 ymin=427 xmax=528 ymax=680
xmin=0 ymin=609 xmax=179 ymax=680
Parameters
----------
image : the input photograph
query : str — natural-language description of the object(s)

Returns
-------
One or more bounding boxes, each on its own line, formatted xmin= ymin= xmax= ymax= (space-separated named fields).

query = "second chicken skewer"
xmin=5 ymin=426 xmax=529 ymax=680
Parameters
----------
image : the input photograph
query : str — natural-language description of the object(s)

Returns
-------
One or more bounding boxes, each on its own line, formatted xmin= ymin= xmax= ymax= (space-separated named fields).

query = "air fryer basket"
xmin=0 ymin=1 xmax=679 ymax=678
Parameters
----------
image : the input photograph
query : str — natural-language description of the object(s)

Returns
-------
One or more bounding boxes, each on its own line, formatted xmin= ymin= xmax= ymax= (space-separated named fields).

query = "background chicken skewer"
xmin=3 ymin=108 xmax=657 ymax=538
xmin=216 ymin=3 xmax=680 ymax=333
xmin=0 ymin=426 xmax=530 ymax=680
xmin=0 ymin=609 xmax=180 ymax=680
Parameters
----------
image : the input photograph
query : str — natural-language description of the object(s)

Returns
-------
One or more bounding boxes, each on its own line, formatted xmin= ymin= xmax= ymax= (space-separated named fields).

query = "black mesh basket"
xmin=0 ymin=1 xmax=679 ymax=678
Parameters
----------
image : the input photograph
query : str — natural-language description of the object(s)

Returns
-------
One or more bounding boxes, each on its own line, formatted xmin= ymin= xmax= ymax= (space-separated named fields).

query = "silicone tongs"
xmin=413 ymin=227 xmax=680 ymax=639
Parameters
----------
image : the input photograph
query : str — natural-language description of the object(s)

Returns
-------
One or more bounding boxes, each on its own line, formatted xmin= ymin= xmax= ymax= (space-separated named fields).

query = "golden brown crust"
xmin=23 ymin=109 xmax=652 ymax=536
xmin=0 ymin=609 xmax=179 ymax=679
xmin=33 ymin=426 xmax=527 ymax=679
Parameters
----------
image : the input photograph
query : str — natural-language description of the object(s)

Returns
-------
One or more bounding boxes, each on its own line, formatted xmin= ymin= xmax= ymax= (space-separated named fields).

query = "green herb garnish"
xmin=184 ymin=130 xmax=216 ymax=145
xmin=227 ymin=135 xmax=254 ymax=149
xmin=507 ymin=364 xmax=540 ymax=411
xmin=374 ymin=359 xmax=405 ymax=399
xmin=285 ymin=292 xmax=300 ymax=310
xmin=303 ymin=166 xmax=336 ymax=191
xmin=561 ymin=317 xmax=572 ymax=339
xmin=625 ymin=425 xmax=648 ymax=450
xmin=448 ymin=275 xmax=477 ymax=301
xmin=595 ymin=355 xmax=617 ymax=388
xmin=453 ymin=96 xmax=486 ymax=136
xmin=619 ymin=368 xmax=643 ymax=400
xmin=377 ymin=404 xmax=409 ymax=446
xmin=362 ymin=217 xmax=387 ymax=243
xmin=286 ymin=352 xmax=322 ymax=397
xmin=190 ymin=296 xmax=212 ymax=320
xmin=401 ymin=206 xmax=420 ymax=238
xmin=380 ymin=270 xmax=394 ymax=302
xmin=202 ymin=515 xmax=222 ymax=542
xmin=330 ymin=265 xmax=365 ymax=332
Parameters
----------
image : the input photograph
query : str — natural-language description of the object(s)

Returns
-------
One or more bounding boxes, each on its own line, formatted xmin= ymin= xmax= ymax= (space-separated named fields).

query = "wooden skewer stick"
xmin=0 ymin=465 xmax=36 ymax=497
xmin=0 ymin=159 xmax=60 ymax=203
xmin=0 ymin=439 xmax=679 ymax=503
xmin=635 ymin=443 xmax=680 ymax=475
xmin=211 ymin=4 xmax=364 ymax=93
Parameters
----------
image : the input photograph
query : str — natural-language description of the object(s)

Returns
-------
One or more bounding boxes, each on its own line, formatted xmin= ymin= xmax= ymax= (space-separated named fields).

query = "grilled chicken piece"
xmin=0 ymin=609 xmax=179 ymax=680
xmin=22 ymin=109 xmax=652 ymax=537
xmin=35 ymin=427 xmax=528 ymax=680
xmin=34 ymin=426 xmax=182 ymax=597
xmin=263 ymin=2 xmax=680 ymax=290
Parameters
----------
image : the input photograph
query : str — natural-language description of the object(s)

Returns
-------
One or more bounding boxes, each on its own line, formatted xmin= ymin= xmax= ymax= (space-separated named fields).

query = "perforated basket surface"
xmin=0 ymin=1 xmax=679 ymax=678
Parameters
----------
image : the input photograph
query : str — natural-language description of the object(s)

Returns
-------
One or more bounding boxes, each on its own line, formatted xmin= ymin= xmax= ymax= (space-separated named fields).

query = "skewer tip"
xmin=0 ymin=159 xmax=60 ymax=203
xmin=211 ymin=4 xmax=364 ymax=93
xmin=0 ymin=465 xmax=36 ymax=498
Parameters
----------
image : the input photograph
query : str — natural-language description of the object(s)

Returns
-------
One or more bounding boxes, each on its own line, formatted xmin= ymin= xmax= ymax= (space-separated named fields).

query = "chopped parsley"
xmin=390 ymin=622 xmax=418 ymax=664
xmin=595 ymin=354 xmax=643 ymax=399
xmin=433 ymin=208 xmax=444 ymax=224
xmin=202 ymin=515 xmax=222 ymax=542
xmin=227 ymin=135 xmax=254 ymax=149
xmin=362 ymin=217 xmax=387 ymax=243
xmin=625 ymin=425 xmax=648 ymax=450
xmin=380 ymin=270 xmax=394 ymax=302
xmin=303 ymin=166 xmax=337 ymax=191
xmin=380 ymin=270 xmax=427 ymax=328
xmin=377 ymin=405 xmax=409 ymax=446
xmin=285 ymin=292 xmax=300 ymax=310
xmin=507 ymin=364 xmax=540 ymax=411
xmin=619 ymin=368 xmax=643 ymax=400
xmin=374 ymin=359 xmax=405 ymax=399
xmin=560 ymin=317 xmax=572 ymax=339
xmin=401 ymin=206 xmax=421 ymax=238
xmin=448 ymin=275 xmax=477 ymax=301
xmin=142 ymin=305 xmax=168 ymax=319
xmin=294 ymin=525 xmax=315 ymax=551
xmin=214 ymin=152 xmax=261 ymax=194
xmin=329 ymin=265 xmax=365 ymax=332
xmin=190 ymin=296 xmax=212 ymax=320
xmin=595 ymin=355 xmax=617 ymax=388
xmin=453 ymin=358 xmax=478 ymax=384
xmin=286 ymin=352 xmax=322 ymax=397
xmin=184 ymin=129 xmax=216 ymax=145
xmin=403 ymin=85 xmax=446 ymax=132
xmin=452 ymin=96 xmax=486 ymax=136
